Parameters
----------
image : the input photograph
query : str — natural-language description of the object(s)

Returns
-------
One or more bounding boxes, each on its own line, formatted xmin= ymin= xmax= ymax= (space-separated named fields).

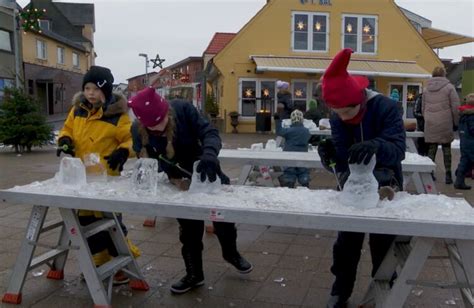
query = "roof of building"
xmin=163 ymin=56 xmax=202 ymax=71
xmin=54 ymin=2 xmax=95 ymax=28
xmin=39 ymin=28 xmax=87 ymax=52
xmin=251 ymin=55 xmax=432 ymax=79
xmin=126 ymin=71 xmax=158 ymax=81
xmin=203 ymin=32 xmax=236 ymax=55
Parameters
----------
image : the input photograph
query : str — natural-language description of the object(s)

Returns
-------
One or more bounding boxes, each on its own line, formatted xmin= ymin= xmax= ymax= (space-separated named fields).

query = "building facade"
xmin=22 ymin=0 xmax=94 ymax=115
xmin=206 ymin=0 xmax=469 ymax=133
xmin=0 ymin=0 xmax=23 ymax=102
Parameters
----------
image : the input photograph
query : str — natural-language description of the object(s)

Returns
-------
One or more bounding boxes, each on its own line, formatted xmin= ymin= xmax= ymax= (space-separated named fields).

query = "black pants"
xmin=78 ymin=214 xmax=128 ymax=257
xmin=330 ymin=231 xmax=395 ymax=300
xmin=177 ymin=218 xmax=237 ymax=257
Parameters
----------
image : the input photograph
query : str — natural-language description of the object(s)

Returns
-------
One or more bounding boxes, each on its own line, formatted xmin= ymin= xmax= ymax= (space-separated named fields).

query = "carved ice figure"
xmin=188 ymin=161 xmax=221 ymax=193
xmin=57 ymin=157 xmax=87 ymax=186
xmin=339 ymin=156 xmax=379 ymax=209
xmin=131 ymin=158 xmax=159 ymax=195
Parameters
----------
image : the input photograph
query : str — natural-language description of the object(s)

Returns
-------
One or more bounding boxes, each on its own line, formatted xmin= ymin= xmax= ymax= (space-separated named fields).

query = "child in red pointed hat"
xmin=318 ymin=48 xmax=406 ymax=308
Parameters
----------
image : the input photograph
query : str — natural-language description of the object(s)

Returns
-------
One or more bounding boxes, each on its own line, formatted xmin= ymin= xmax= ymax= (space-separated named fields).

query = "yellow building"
xmin=206 ymin=0 xmax=468 ymax=133
xmin=22 ymin=0 xmax=95 ymax=116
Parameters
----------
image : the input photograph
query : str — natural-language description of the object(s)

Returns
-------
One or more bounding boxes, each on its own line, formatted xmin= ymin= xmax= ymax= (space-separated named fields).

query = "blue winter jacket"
xmin=330 ymin=91 xmax=406 ymax=187
xmin=131 ymin=100 xmax=221 ymax=179
xmin=458 ymin=108 xmax=474 ymax=160
xmin=276 ymin=121 xmax=311 ymax=152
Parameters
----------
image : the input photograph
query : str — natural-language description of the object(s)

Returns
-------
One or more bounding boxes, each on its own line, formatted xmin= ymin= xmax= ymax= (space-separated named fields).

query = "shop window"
xmin=57 ymin=47 xmax=65 ymax=64
xmin=389 ymin=83 xmax=421 ymax=119
xmin=36 ymin=39 xmax=47 ymax=59
xmin=239 ymin=79 xmax=276 ymax=117
xmin=292 ymin=12 xmax=329 ymax=52
xmin=292 ymin=81 xmax=308 ymax=112
xmin=0 ymin=30 xmax=12 ymax=52
xmin=342 ymin=15 xmax=377 ymax=54
xmin=72 ymin=52 xmax=80 ymax=68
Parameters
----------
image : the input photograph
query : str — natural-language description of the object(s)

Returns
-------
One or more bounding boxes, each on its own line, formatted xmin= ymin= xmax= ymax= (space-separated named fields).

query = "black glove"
xmin=318 ymin=139 xmax=337 ymax=173
xmin=348 ymin=140 xmax=379 ymax=165
xmin=273 ymin=113 xmax=280 ymax=120
xmin=453 ymin=125 xmax=458 ymax=132
xmin=56 ymin=136 xmax=75 ymax=157
xmin=196 ymin=153 xmax=219 ymax=182
xmin=104 ymin=148 xmax=129 ymax=172
xmin=219 ymin=171 xmax=230 ymax=185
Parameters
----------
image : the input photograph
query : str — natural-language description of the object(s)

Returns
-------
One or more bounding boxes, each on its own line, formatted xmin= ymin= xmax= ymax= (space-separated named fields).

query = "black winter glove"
xmin=104 ymin=148 xmax=129 ymax=172
xmin=273 ymin=113 xmax=280 ymax=120
xmin=196 ymin=153 xmax=220 ymax=183
xmin=219 ymin=171 xmax=230 ymax=185
xmin=56 ymin=136 xmax=75 ymax=157
xmin=317 ymin=139 xmax=337 ymax=173
xmin=348 ymin=140 xmax=379 ymax=165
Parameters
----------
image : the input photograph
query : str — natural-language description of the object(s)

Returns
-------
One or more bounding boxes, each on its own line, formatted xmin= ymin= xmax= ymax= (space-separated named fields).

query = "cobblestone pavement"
xmin=0 ymin=133 xmax=471 ymax=307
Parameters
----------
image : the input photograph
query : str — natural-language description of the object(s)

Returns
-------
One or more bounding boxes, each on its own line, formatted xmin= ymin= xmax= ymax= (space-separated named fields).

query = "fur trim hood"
xmin=72 ymin=92 xmax=128 ymax=116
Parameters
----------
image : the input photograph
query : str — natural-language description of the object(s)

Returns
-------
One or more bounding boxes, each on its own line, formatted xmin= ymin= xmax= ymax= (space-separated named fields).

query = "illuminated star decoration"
xmin=295 ymin=89 xmax=304 ymax=97
xmin=297 ymin=21 xmax=306 ymax=30
xmin=150 ymin=54 xmax=166 ymax=69
xmin=363 ymin=24 xmax=371 ymax=33
xmin=245 ymin=89 xmax=253 ymax=97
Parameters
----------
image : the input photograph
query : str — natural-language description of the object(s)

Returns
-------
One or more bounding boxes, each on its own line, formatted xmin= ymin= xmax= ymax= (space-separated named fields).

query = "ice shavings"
xmin=8 ymin=176 xmax=474 ymax=224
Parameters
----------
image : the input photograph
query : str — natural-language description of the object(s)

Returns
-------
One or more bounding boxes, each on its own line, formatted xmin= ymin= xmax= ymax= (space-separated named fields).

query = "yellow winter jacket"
xmin=59 ymin=92 xmax=132 ymax=217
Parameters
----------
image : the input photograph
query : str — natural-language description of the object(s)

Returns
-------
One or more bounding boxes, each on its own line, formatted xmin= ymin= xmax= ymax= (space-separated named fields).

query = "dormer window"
xmin=39 ymin=20 xmax=50 ymax=31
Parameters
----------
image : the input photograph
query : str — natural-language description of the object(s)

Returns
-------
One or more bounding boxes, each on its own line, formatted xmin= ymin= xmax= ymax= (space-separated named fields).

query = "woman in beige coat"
xmin=422 ymin=66 xmax=460 ymax=184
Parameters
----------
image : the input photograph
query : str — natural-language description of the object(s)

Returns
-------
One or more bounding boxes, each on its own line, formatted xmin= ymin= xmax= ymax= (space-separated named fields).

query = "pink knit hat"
xmin=128 ymin=87 xmax=169 ymax=127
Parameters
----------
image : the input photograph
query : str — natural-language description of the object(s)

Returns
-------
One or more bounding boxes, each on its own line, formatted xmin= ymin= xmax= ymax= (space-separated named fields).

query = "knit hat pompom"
xmin=290 ymin=109 xmax=304 ymax=124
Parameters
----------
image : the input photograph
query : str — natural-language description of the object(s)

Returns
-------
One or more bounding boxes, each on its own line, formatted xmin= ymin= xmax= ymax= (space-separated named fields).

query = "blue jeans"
xmin=279 ymin=167 xmax=310 ymax=188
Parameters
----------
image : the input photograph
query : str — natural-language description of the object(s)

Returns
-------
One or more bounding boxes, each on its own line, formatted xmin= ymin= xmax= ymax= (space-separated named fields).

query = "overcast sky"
xmin=17 ymin=0 xmax=474 ymax=83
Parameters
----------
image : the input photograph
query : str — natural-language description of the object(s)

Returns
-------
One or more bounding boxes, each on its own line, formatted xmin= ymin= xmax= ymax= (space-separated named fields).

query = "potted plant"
xmin=228 ymin=111 xmax=240 ymax=133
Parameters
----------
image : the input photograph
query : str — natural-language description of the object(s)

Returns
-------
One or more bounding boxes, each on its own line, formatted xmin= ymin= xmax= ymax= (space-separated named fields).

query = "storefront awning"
xmin=251 ymin=55 xmax=432 ymax=79
xmin=422 ymin=27 xmax=474 ymax=49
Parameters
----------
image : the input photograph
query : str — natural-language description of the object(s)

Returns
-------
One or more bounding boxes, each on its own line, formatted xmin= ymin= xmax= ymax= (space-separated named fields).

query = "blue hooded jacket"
xmin=330 ymin=91 xmax=406 ymax=187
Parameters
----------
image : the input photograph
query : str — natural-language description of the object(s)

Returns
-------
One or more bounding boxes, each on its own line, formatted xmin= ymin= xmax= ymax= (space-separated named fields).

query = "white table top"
xmin=309 ymin=129 xmax=424 ymax=138
xmin=218 ymin=149 xmax=435 ymax=173
xmin=1 ymin=177 xmax=473 ymax=239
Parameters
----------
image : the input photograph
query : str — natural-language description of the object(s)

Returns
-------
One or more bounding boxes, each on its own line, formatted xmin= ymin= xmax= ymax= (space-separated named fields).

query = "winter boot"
xmin=326 ymin=295 xmax=348 ymax=308
xmin=454 ymin=176 xmax=471 ymax=190
xmin=223 ymin=252 xmax=253 ymax=274
xmin=170 ymin=252 xmax=204 ymax=294
xmin=445 ymin=171 xmax=453 ymax=184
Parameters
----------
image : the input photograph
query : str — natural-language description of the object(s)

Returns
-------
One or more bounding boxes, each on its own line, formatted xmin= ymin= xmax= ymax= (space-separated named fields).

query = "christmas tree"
xmin=0 ymin=88 xmax=53 ymax=153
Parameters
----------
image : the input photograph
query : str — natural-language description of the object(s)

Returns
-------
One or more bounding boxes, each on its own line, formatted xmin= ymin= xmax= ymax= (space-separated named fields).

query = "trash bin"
xmin=256 ymin=111 xmax=271 ymax=132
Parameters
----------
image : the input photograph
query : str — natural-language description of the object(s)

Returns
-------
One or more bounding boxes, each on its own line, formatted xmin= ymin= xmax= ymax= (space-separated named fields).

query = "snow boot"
xmin=454 ymin=176 xmax=471 ymax=190
xmin=214 ymin=223 xmax=253 ymax=274
xmin=170 ymin=252 xmax=204 ymax=294
xmin=445 ymin=171 xmax=453 ymax=184
xmin=223 ymin=252 xmax=253 ymax=274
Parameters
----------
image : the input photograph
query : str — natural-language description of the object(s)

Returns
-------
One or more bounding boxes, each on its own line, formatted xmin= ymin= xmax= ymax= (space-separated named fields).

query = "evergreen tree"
xmin=0 ymin=88 xmax=53 ymax=153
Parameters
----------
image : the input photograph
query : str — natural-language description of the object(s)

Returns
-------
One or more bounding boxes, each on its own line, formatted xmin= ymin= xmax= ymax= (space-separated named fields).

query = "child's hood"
xmin=72 ymin=92 xmax=128 ymax=116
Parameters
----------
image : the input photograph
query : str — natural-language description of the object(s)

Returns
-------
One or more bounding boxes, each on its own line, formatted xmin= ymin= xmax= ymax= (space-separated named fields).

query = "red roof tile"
xmin=204 ymin=32 xmax=236 ymax=55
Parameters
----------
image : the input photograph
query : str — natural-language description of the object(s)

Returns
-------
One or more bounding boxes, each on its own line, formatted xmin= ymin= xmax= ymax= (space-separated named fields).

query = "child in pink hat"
xmin=128 ymin=87 xmax=253 ymax=294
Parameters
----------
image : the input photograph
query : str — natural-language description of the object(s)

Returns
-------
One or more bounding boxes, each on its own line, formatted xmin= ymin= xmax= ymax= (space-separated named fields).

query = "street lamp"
xmin=138 ymin=53 xmax=149 ymax=86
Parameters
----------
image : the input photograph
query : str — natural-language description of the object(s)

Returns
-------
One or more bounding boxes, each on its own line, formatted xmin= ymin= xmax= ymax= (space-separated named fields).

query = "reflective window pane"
xmin=294 ymin=14 xmax=308 ymax=50
xmin=241 ymin=81 xmax=256 ymax=117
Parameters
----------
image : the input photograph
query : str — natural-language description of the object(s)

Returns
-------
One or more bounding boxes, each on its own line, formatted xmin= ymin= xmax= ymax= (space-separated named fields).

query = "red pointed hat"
xmin=128 ymin=87 xmax=169 ymax=127
xmin=322 ymin=48 xmax=369 ymax=108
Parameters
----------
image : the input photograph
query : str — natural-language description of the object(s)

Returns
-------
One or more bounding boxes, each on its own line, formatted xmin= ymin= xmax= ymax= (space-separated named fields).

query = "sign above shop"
xmin=300 ymin=0 xmax=331 ymax=5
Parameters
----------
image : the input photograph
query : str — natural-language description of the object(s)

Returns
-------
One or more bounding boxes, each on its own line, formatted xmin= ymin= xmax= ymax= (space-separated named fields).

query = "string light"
xmin=20 ymin=5 xmax=46 ymax=33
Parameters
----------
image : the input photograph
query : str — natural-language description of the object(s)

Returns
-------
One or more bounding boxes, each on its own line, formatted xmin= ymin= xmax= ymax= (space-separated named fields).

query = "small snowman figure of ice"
xmin=339 ymin=155 xmax=379 ymax=209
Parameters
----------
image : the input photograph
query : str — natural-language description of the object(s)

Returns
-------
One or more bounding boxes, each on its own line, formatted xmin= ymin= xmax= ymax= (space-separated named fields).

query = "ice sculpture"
xmin=57 ymin=157 xmax=87 ymax=186
xmin=83 ymin=153 xmax=107 ymax=183
xmin=131 ymin=158 xmax=159 ymax=195
xmin=188 ymin=161 xmax=221 ymax=193
xmin=339 ymin=156 xmax=379 ymax=209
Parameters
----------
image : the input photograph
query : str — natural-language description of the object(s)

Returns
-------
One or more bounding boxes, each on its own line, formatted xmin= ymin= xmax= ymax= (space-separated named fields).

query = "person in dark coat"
xmin=413 ymin=93 xmax=429 ymax=156
xmin=276 ymin=80 xmax=293 ymax=119
xmin=317 ymin=49 xmax=405 ymax=308
xmin=128 ymin=87 xmax=253 ymax=294
xmin=454 ymin=93 xmax=474 ymax=190
xmin=276 ymin=109 xmax=311 ymax=188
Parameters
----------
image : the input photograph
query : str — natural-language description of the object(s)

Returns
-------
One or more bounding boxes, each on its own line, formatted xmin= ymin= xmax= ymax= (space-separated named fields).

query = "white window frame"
xmin=291 ymin=11 xmax=329 ymax=53
xmin=388 ymin=82 xmax=422 ymax=120
xmin=238 ymin=78 xmax=277 ymax=119
xmin=57 ymin=46 xmax=65 ymax=64
xmin=72 ymin=52 xmax=79 ymax=68
xmin=0 ymin=29 xmax=12 ymax=52
xmin=36 ymin=39 xmax=47 ymax=60
xmin=341 ymin=14 xmax=378 ymax=55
